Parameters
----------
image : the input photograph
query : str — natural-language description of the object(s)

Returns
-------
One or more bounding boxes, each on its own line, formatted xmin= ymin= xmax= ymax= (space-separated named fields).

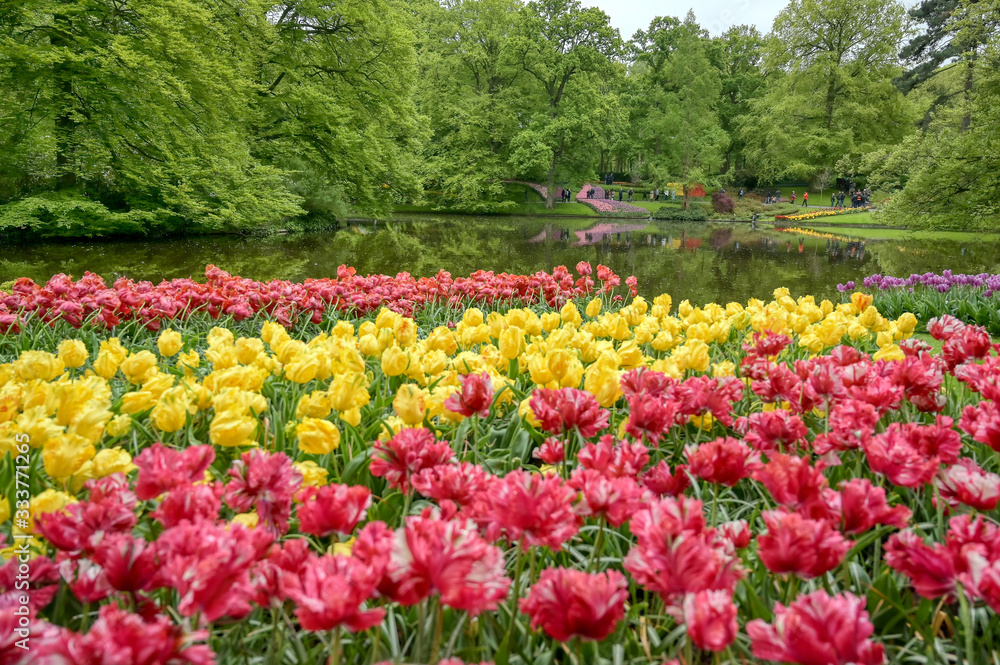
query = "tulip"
xmin=296 ymin=417 xmax=341 ymax=455
xmin=393 ymin=384 xmax=426 ymax=426
xmin=57 ymin=340 xmax=89 ymax=368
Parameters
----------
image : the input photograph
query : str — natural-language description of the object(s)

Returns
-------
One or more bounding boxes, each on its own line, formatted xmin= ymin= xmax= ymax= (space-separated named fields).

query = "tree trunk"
xmin=545 ymin=161 xmax=557 ymax=209
xmin=52 ymin=13 xmax=77 ymax=190
xmin=961 ymin=51 xmax=976 ymax=132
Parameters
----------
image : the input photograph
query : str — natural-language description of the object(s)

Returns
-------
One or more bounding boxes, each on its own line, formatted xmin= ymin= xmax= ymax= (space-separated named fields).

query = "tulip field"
xmin=1 ymin=263 xmax=1000 ymax=665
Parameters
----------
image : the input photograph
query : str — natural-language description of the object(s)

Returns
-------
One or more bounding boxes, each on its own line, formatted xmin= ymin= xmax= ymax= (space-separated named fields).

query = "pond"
xmin=3 ymin=214 xmax=999 ymax=304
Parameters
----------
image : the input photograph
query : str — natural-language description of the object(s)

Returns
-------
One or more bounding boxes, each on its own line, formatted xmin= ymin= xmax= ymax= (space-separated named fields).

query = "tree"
xmin=740 ymin=0 xmax=914 ymax=185
xmin=707 ymin=25 xmax=766 ymax=176
xmin=0 ymin=0 xmax=423 ymax=236
xmin=863 ymin=0 xmax=1000 ymax=229
xmin=634 ymin=13 xmax=726 ymax=208
xmin=0 ymin=0 xmax=301 ymax=236
xmin=510 ymin=0 xmax=622 ymax=208
xmin=409 ymin=0 xmax=528 ymax=211
xmin=897 ymin=0 xmax=991 ymax=131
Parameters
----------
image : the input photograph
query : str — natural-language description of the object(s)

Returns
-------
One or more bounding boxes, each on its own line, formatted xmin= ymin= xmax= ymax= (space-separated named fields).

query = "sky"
xmin=583 ymin=0 xmax=790 ymax=39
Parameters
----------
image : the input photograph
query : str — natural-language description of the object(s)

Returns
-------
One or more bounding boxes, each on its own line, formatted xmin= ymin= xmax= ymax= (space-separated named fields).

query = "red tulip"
xmin=686 ymin=437 xmax=763 ymax=487
xmin=747 ymin=590 xmax=885 ymax=665
xmin=297 ymin=484 xmax=372 ymax=537
xmin=681 ymin=590 xmax=738 ymax=652
xmin=519 ymin=568 xmax=627 ymax=642
xmin=756 ymin=510 xmax=851 ymax=579
xmin=445 ymin=371 xmax=495 ymax=418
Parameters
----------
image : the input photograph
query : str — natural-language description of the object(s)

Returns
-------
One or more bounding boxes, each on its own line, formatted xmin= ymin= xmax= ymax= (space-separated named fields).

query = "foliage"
xmin=0 ymin=0 xmax=421 ymax=236
xmin=741 ymin=0 xmax=914 ymax=184
xmin=862 ymin=0 xmax=1000 ymax=230
xmin=653 ymin=204 xmax=709 ymax=221
xmin=712 ymin=192 xmax=735 ymax=214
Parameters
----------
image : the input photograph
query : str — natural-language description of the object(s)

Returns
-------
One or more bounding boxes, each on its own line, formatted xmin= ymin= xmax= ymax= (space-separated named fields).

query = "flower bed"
xmin=0 ymin=264 xmax=628 ymax=333
xmin=775 ymin=207 xmax=870 ymax=222
xmin=2 ymin=268 xmax=1000 ymax=665
xmin=841 ymin=271 xmax=1000 ymax=334
xmin=576 ymin=185 xmax=649 ymax=217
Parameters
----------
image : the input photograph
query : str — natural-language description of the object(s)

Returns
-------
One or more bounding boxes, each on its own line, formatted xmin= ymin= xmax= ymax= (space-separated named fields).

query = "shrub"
xmin=712 ymin=192 xmax=735 ymax=214
xmin=653 ymin=204 xmax=709 ymax=221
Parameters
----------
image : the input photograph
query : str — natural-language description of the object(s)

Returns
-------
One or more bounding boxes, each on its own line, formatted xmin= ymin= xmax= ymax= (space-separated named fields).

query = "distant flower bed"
xmin=576 ymin=185 xmax=649 ymax=217
xmin=0 ymin=264 xmax=627 ymax=333
xmin=775 ymin=207 xmax=870 ymax=222
xmin=841 ymin=271 xmax=1000 ymax=334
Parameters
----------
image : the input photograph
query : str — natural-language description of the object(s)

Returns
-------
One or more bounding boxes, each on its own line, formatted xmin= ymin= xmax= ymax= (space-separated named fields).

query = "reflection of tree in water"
xmin=2 ymin=217 xmax=997 ymax=304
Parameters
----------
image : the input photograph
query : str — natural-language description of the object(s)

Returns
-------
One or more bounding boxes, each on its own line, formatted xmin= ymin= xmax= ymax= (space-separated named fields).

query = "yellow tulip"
xmin=42 ymin=433 xmax=95 ymax=480
xmin=381 ymin=345 xmax=409 ymax=377
xmin=231 ymin=512 xmax=260 ymax=528
xmin=68 ymin=405 xmax=113 ymax=443
xmin=235 ymin=337 xmax=264 ymax=364
xmin=207 ymin=327 xmax=235 ymax=348
xmin=105 ymin=414 xmax=132 ymax=438
xmin=209 ymin=411 xmax=258 ymax=447
xmin=285 ymin=353 xmax=320 ymax=384
xmin=583 ymin=364 xmax=621 ymax=408
xmin=541 ymin=312 xmax=561 ymax=332
xmin=296 ymin=390 xmax=333 ymax=419
xmin=393 ymin=384 xmax=427 ymax=426
xmin=157 ymin=329 xmax=183 ymax=357
xmin=92 ymin=447 xmax=135 ymax=477
xmin=896 ymin=312 xmax=917 ymax=336
xmin=873 ymin=344 xmax=905 ymax=362
xmin=586 ymin=298 xmax=602 ymax=318
xmin=14 ymin=350 xmax=65 ymax=382
xmin=294 ymin=460 xmax=329 ymax=488
xmin=120 ymin=351 xmax=158 ymax=384
xmin=0 ymin=495 xmax=9 ymax=525
xmin=393 ymin=318 xmax=418 ymax=348
xmin=57 ymin=340 xmax=89 ymax=368
xmin=850 ymin=292 xmax=874 ymax=314
xmin=152 ymin=388 xmax=192 ymax=432
xmin=560 ymin=302 xmax=582 ymax=327
xmin=328 ymin=374 xmax=368 ymax=412
xmin=94 ymin=349 xmax=118 ymax=380
xmin=653 ymin=293 xmax=673 ymax=314
xmin=359 ymin=334 xmax=381 ymax=357
xmin=177 ymin=349 xmax=200 ymax=373
xmin=297 ymin=417 xmax=341 ymax=455
xmin=499 ymin=326 xmax=525 ymax=360
xmin=462 ymin=308 xmax=485 ymax=328
xmin=332 ymin=537 xmax=356 ymax=556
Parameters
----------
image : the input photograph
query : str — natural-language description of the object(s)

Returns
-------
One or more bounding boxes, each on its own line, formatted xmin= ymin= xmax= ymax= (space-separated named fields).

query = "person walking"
xmin=803 ymin=191 xmax=808 ymax=207
xmin=739 ymin=188 xmax=744 ymax=200
xmin=628 ymin=188 xmax=634 ymax=202
xmin=619 ymin=189 xmax=623 ymax=201
xmin=831 ymin=193 xmax=836 ymax=208
xmin=790 ymin=191 xmax=796 ymax=205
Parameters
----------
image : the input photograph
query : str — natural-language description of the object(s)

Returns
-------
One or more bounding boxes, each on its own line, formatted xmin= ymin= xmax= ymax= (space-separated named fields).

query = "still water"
xmin=3 ymin=215 xmax=998 ymax=304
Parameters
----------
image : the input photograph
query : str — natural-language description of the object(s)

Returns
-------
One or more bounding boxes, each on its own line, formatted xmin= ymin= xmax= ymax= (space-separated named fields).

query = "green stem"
xmin=328 ymin=627 xmax=341 ymax=665
xmin=589 ymin=518 xmax=606 ymax=572
xmin=429 ymin=600 xmax=444 ymax=665
xmin=958 ymin=584 xmax=976 ymax=665
xmin=506 ymin=541 xmax=527 ymax=642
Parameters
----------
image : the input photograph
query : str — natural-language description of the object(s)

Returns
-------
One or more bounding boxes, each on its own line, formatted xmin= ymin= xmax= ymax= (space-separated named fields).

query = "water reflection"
xmin=1 ymin=215 xmax=996 ymax=304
